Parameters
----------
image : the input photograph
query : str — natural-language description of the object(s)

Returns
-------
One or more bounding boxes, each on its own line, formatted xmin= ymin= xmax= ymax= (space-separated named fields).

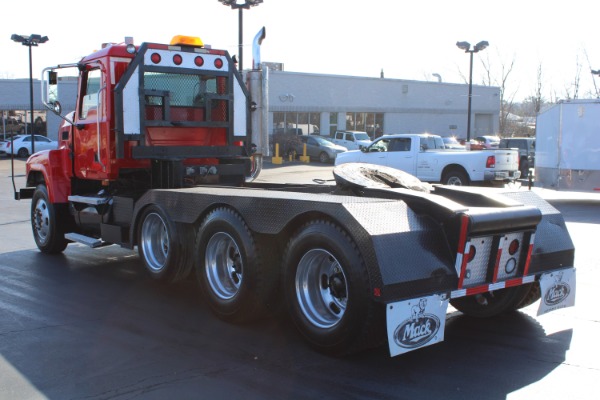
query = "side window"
xmin=389 ymin=138 xmax=411 ymax=152
xmin=370 ymin=139 xmax=389 ymax=152
xmin=80 ymin=69 xmax=102 ymax=120
xmin=345 ymin=133 xmax=354 ymax=141
xmin=420 ymin=137 xmax=433 ymax=151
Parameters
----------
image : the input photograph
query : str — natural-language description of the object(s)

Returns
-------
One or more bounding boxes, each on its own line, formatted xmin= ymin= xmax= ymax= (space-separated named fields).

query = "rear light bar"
xmin=453 ymin=214 xmax=536 ymax=298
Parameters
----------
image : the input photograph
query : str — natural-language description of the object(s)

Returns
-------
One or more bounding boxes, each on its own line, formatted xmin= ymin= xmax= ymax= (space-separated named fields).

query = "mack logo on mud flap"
xmin=537 ymin=268 xmax=576 ymax=316
xmin=393 ymin=298 xmax=440 ymax=349
xmin=544 ymin=282 xmax=571 ymax=306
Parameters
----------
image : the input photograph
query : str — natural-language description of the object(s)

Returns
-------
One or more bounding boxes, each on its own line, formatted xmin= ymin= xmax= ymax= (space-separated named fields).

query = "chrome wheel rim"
xmin=141 ymin=212 xmax=169 ymax=272
xmin=295 ymin=249 xmax=347 ymax=328
xmin=446 ymin=176 xmax=463 ymax=185
xmin=205 ymin=232 xmax=243 ymax=300
xmin=33 ymin=197 xmax=50 ymax=244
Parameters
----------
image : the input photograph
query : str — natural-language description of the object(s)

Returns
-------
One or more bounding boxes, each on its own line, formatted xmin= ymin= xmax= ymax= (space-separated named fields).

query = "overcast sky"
xmin=2 ymin=0 xmax=599 ymax=102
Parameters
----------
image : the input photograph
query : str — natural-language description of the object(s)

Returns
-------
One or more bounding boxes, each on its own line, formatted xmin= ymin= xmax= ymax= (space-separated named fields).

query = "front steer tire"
xmin=31 ymin=184 xmax=69 ymax=254
xmin=282 ymin=220 xmax=384 ymax=356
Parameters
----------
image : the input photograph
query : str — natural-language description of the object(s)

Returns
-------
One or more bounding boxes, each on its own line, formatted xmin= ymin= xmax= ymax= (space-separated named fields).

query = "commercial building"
xmin=1 ymin=69 xmax=500 ymax=144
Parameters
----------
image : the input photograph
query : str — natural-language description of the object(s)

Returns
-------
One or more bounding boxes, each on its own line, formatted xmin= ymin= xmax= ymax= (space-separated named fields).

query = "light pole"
xmin=11 ymin=34 xmax=49 ymax=154
xmin=456 ymin=40 xmax=488 ymax=141
xmin=219 ymin=0 xmax=263 ymax=72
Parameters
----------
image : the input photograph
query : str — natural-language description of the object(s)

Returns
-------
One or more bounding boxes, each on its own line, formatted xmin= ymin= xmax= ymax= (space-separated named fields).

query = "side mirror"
xmin=52 ymin=101 xmax=62 ymax=115
xmin=49 ymin=71 xmax=58 ymax=85
xmin=47 ymin=71 xmax=59 ymax=114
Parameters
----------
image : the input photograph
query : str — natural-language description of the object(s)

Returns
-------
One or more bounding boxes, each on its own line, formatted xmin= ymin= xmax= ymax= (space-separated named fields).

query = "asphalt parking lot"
xmin=1 ymin=157 xmax=599 ymax=400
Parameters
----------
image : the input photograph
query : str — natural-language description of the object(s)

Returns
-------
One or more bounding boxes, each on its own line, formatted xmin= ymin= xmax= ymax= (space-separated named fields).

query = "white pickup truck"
xmin=329 ymin=130 xmax=372 ymax=150
xmin=335 ymin=133 xmax=521 ymax=185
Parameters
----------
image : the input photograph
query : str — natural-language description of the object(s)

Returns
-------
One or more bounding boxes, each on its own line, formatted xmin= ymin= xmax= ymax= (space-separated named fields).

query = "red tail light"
xmin=150 ymin=53 xmax=161 ymax=64
xmin=467 ymin=245 xmax=476 ymax=262
xmin=486 ymin=155 xmax=495 ymax=168
xmin=214 ymin=58 xmax=223 ymax=69
xmin=508 ymin=239 xmax=519 ymax=255
xmin=172 ymin=54 xmax=183 ymax=65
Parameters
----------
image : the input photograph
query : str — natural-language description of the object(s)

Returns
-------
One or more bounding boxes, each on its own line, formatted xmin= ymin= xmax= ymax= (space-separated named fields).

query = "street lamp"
xmin=11 ymin=34 xmax=49 ymax=154
xmin=456 ymin=40 xmax=488 ymax=141
xmin=219 ymin=0 xmax=263 ymax=72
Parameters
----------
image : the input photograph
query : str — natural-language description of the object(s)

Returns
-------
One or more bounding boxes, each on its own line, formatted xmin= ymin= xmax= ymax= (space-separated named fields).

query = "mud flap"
xmin=537 ymin=268 xmax=576 ymax=316
xmin=386 ymin=294 xmax=449 ymax=357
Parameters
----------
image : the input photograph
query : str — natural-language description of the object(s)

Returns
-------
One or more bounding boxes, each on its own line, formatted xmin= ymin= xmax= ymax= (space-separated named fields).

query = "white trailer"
xmin=536 ymin=99 xmax=600 ymax=192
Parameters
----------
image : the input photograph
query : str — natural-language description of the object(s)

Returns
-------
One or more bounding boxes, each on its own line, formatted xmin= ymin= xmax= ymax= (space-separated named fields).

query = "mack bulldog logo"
xmin=393 ymin=298 xmax=441 ymax=349
xmin=544 ymin=271 xmax=571 ymax=306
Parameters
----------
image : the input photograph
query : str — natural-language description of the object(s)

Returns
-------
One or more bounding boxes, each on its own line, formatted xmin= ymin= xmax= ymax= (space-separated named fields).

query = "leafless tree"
xmin=480 ymin=50 xmax=517 ymax=136
xmin=583 ymin=49 xmax=600 ymax=98
xmin=533 ymin=63 xmax=544 ymax=114
xmin=563 ymin=55 xmax=582 ymax=100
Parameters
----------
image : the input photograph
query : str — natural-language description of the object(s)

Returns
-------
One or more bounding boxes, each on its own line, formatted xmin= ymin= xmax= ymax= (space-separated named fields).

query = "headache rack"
xmin=113 ymin=42 xmax=252 ymax=177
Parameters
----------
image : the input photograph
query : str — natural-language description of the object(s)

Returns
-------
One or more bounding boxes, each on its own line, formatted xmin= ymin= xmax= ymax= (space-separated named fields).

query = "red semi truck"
xmin=15 ymin=30 xmax=575 ymax=357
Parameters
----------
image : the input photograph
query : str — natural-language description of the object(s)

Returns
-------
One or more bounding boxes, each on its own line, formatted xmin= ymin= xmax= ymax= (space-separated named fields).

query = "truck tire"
xmin=442 ymin=169 xmax=469 ymax=186
xmin=31 ymin=184 xmax=69 ymax=254
xmin=450 ymin=283 xmax=536 ymax=318
xmin=520 ymin=157 xmax=530 ymax=178
xmin=195 ymin=207 xmax=274 ymax=323
xmin=282 ymin=220 xmax=383 ymax=356
xmin=318 ymin=152 xmax=330 ymax=164
xmin=138 ymin=205 xmax=194 ymax=283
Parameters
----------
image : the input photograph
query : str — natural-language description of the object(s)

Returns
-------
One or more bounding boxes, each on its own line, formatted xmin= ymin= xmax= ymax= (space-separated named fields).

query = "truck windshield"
xmin=144 ymin=72 xmax=221 ymax=107
xmin=143 ymin=71 xmax=229 ymax=122
xmin=354 ymin=133 xmax=370 ymax=141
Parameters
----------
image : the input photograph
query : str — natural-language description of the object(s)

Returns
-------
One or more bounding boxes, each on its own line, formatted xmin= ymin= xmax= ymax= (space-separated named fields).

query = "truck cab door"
xmin=74 ymin=67 xmax=109 ymax=179
xmin=386 ymin=138 xmax=416 ymax=174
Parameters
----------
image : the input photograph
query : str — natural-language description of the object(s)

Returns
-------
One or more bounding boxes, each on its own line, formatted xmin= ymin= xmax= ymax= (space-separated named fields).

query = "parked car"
xmin=3 ymin=135 xmax=58 ymax=158
xmin=499 ymin=137 xmax=535 ymax=177
xmin=442 ymin=136 xmax=466 ymax=150
xmin=457 ymin=137 xmax=485 ymax=150
xmin=289 ymin=135 xmax=347 ymax=163
xmin=473 ymin=135 xmax=500 ymax=149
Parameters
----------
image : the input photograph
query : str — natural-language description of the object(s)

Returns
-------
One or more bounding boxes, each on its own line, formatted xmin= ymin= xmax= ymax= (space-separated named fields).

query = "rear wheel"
xmin=31 ymin=184 xmax=68 ymax=254
xmin=18 ymin=148 xmax=29 ymax=158
xmin=138 ymin=205 xmax=194 ymax=282
xmin=450 ymin=283 xmax=536 ymax=318
xmin=442 ymin=169 xmax=469 ymax=186
xmin=520 ymin=157 xmax=530 ymax=178
xmin=318 ymin=152 xmax=330 ymax=164
xmin=196 ymin=208 xmax=275 ymax=323
xmin=282 ymin=220 xmax=383 ymax=356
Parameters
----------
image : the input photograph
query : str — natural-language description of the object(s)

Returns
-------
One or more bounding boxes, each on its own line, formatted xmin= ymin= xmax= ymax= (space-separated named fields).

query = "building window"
xmin=273 ymin=112 xmax=320 ymax=135
xmin=329 ymin=112 xmax=338 ymax=136
xmin=345 ymin=112 xmax=384 ymax=139
xmin=1 ymin=110 xmax=47 ymax=137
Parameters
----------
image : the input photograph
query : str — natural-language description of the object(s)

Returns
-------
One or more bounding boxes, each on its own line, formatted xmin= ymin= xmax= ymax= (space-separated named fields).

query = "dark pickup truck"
xmin=499 ymin=137 xmax=535 ymax=177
